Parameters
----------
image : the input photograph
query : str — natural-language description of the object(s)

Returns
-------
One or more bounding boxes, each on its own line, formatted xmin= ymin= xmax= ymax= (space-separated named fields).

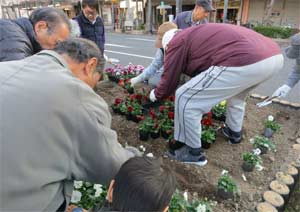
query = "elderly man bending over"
xmin=0 ymin=38 xmax=135 ymax=211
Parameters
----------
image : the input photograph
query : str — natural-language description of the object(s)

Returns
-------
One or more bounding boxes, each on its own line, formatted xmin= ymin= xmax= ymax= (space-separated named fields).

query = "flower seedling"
xmin=253 ymin=135 xmax=276 ymax=153
xmin=201 ymin=126 xmax=216 ymax=149
xmin=264 ymin=115 xmax=281 ymax=133
xmin=217 ymin=170 xmax=238 ymax=199
xmin=242 ymin=151 xmax=262 ymax=172
xmin=212 ymin=100 xmax=226 ymax=121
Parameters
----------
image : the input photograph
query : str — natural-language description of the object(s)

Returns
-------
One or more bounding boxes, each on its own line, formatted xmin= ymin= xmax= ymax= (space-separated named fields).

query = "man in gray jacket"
xmin=0 ymin=38 xmax=134 ymax=211
xmin=173 ymin=0 xmax=214 ymax=29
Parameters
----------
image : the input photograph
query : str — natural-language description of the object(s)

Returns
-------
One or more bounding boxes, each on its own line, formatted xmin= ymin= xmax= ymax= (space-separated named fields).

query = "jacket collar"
xmin=37 ymin=50 xmax=69 ymax=70
xmin=14 ymin=18 xmax=42 ymax=53
xmin=79 ymin=11 xmax=99 ymax=25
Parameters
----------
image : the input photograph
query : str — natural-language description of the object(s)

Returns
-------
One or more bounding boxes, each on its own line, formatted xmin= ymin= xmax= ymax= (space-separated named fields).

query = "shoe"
xmin=168 ymin=139 xmax=185 ymax=151
xmin=167 ymin=145 xmax=208 ymax=167
xmin=222 ymin=125 xmax=242 ymax=144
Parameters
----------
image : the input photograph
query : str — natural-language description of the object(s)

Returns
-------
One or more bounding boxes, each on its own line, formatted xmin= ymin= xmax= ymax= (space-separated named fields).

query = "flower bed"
xmin=76 ymin=79 xmax=300 ymax=211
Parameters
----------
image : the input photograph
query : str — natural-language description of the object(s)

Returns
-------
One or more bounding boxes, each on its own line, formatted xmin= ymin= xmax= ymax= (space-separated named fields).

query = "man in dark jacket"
xmin=0 ymin=7 xmax=70 ymax=62
xmin=74 ymin=0 xmax=105 ymax=53
xmin=174 ymin=0 xmax=214 ymax=29
xmin=149 ymin=24 xmax=283 ymax=166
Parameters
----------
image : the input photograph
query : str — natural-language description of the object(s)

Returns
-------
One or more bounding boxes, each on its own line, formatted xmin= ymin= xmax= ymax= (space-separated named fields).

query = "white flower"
xmin=95 ymin=189 xmax=102 ymax=197
xmin=221 ymin=170 xmax=228 ymax=175
xmin=94 ymin=184 xmax=102 ymax=191
xmin=139 ymin=145 xmax=146 ymax=152
xmin=71 ymin=190 xmax=82 ymax=203
xmin=74 ymin=181 xmax=83 ymax=189
xmin=255 ymin=164 xmax=264 ymax=171
xmin=146 ymin=153 xmax=154 ymax=158
xmin=268 ymin=115 xmax=274 ymax=122
xmin=196 ymin=204 xmax=206 ymax=212
xmin=249 ymin=138 xmax=255 ymax=144
xmin=253 ymin=148 xmax=261 ymax=155
xmin=183 ymin=191 xmax=188 ymax=201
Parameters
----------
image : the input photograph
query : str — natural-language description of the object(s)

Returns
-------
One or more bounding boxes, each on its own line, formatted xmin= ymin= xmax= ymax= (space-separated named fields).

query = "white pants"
xmin=174 ymin=55 xmax=284 ymax=148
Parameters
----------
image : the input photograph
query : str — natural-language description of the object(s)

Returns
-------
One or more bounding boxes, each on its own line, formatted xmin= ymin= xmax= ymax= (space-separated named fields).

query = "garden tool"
xmin=256 ymin=96 xmax=279 ymax=108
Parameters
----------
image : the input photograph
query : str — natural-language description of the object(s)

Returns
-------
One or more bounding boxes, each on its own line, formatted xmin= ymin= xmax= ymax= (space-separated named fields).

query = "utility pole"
xmin=176 ymin=0 xmax=182 ymax=15
xmin=147 ymin=0 xmax=152 ymax=34
xmin=223 ymin=0 xmax=228 ymax=23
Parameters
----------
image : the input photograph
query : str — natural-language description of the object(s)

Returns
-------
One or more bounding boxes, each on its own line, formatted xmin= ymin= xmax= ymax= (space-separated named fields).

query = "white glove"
xmin=149 ymin=89 xmax=157 ymax=102
xmin=130 ymin=75 xmax=143 ymax=87
xmin=125 ymin=146 xmax=143 ymax=157
xmin=272 ymin=84 xmax=291 ymax=98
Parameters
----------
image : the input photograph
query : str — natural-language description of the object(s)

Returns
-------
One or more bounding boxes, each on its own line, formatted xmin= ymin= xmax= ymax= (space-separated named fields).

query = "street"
xmin=104 ymin=32 xmax=299 ymax=103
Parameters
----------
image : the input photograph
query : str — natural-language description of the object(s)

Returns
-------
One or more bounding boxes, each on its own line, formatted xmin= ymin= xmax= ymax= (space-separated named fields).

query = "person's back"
xmin=169 ymin=23 xmax=281 ymax=76
xmin=0 ymin=18 xmax=41 ymax=61
xmin=0 ymin=39 xmax=133 ymax=211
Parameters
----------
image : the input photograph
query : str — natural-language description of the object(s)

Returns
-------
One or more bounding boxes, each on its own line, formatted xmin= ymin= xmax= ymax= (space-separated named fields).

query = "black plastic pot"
xmin=202 ymin=141 xmax=211 ymax=149
xmin=126 ymin=87 xmax=134 ymax=94
xmin=242 ymin=161 xmax=255 ymax=172
xmin=126 ymin=114 xmax=133 ymax=121
xmin=258 ymin=145 xmax=268 ymax=154
xmin=217 ymin=188 xmax=234 ymax=200
xmin=112 ymin=107 xmax=120 ymax=114
xmin=150 ymin=131 xmax=160 ymax=139
xmin=263 ymin=128 xmax=274 ymax=138
xmin=139 ymin=130 xmax=149 ymax=141
xmin=161 ymin=130 xmax=172 ymax=139
xmin=131 ymin=115 xmax=140 ymax=123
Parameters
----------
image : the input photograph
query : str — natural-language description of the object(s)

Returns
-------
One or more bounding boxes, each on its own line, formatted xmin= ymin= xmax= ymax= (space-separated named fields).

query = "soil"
xmin=96 ymin=80 xmax=300 ymax=212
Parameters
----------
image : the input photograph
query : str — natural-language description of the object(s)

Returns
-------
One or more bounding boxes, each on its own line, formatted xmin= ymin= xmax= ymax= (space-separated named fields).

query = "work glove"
xmin=130 ymin=74 xmax=144 ymax=87
xmin=149 ymin=89 xmax=157 ymax=102
xmin=125 ymin=145 xmax=143 ymax=157
xmin=272 ymin=84 xmax=291 ymax=98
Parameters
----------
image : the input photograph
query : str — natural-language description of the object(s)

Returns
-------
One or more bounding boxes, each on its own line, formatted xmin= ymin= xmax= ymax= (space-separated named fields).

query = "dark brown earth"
xmin=96 ymin=80 xmax=300 ymax=212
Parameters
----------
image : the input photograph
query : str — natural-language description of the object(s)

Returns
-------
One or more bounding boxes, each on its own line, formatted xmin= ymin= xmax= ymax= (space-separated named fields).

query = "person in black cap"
xmin=174 ymin=0 xmax=214 ymax=29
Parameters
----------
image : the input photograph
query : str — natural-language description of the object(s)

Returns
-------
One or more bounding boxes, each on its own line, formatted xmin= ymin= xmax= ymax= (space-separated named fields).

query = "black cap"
xmin=196 ymin=0 xmax=215 ymax=12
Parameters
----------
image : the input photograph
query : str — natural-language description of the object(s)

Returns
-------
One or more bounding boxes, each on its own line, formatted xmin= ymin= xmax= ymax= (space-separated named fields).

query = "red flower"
xmin=118 ymin=78 xmax=125 ymax=87
xmin=168 ymin=111 xmax=174 ymax=120
xmin=168 ymin=96 xmax=175 ymax=102
xmin=137 ymin=115 xmax=144 ymax=121
xmin=127 ymin=106 xmax=133 ymax=113
xmin=149 ymin=108 xmax=157 ymax=119
xmin=201 ymin=112 xmax=213 ymax=126
xmin=130 ymin=94 xmax=136 ymax=101
xmin=153 ymin=123 xmax=159 ymax=129
xmin=114 ymin=98 xmax=123 ymax=105
xmin=159 ymin=106 xmax=165 ymax=113
xmin=135 ymin=94 xmax=142 ymax=100
xmin=125 ymin=78 xmax=131 ymax=84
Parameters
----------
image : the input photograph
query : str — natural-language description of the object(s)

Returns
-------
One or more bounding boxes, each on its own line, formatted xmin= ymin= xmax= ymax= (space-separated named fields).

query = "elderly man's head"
xmin=193 ymin=0 xmax=214 ymax=22
xmin=53 ymin=38 xmax=105 ymax=89
xmin=29 ymin=8 xmax=71 ymax=49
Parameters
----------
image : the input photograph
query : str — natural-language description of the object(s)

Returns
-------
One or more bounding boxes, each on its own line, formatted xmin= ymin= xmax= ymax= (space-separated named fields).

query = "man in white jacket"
xmin=0 ymin=38 xmax=135 ymax=211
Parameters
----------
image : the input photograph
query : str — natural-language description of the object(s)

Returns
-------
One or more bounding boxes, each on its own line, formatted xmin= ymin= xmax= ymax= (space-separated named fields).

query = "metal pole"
xmin=176 ymin=0 xmax=182 ymax=15
xmin=223 ymin=0 xmax=228 ymax=23
xmin=111 ymin=2 xmax=115 ymax=30
xmin=147 ymin=0 xmax=152 ymax=33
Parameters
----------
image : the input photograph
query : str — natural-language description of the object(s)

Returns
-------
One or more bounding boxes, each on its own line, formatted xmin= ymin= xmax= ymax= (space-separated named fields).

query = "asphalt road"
xmin=104 ymin=32 xmax=299 ymax=103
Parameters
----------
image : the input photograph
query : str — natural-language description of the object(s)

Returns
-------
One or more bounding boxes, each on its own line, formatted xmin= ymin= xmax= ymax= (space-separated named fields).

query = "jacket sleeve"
xmin=286 ymin=60 xmax=300 ymax=88
xmin=70 ymin=86 xmax=133 ymax=184
xmin=139 ymin=49 xmax=164 ymax=80
xmin=285 ymin=34 xmax=300 ymax=59
xmin=154 ymin=37 xmax=187 ymax=99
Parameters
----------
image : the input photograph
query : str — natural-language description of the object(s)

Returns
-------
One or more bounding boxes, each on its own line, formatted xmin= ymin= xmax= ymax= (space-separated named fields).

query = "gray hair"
xmin=70 ymin=20 xmax=81 ymax=37
xmin=53 ymin=38 xmax=105 ymax=73
xmin=29 ymin=7 xmax=71 ymax=34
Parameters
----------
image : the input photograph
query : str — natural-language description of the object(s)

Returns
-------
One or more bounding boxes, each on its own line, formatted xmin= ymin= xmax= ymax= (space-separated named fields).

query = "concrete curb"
xmin=250 ymin=93 xmax=300 ymax=109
